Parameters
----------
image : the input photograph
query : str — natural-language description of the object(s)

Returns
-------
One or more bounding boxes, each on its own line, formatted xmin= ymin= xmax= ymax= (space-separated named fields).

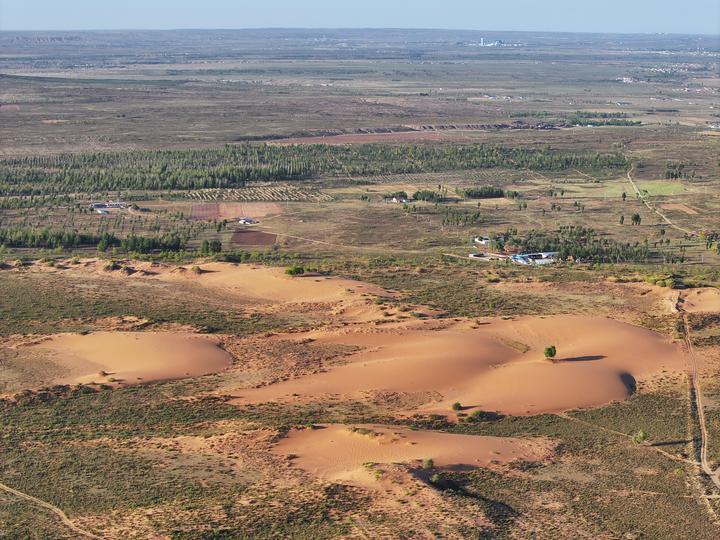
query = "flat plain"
xmin=0 ymin=29 xmax=719 ymax=539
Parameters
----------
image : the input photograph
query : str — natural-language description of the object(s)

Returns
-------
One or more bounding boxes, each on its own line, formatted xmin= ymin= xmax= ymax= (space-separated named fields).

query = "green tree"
xmin=544 ymin=345 xmax=557 ymax=360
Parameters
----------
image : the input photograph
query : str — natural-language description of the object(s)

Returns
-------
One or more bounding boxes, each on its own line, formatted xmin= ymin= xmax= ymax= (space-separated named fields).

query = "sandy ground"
xmin=30 ymin=332 xmax=232 ymax=386
xmin=680 ymin=288 xmax=720 ymax=313
xmin=233 ymin=315 xmax=685 ymax=415
xmin=158 ymin=262 xmax=390 ymax=309
xmin=274 ymin=424 xmax=552 ymax=486
xmin=62 ymin=260 xmax=390 ymax=316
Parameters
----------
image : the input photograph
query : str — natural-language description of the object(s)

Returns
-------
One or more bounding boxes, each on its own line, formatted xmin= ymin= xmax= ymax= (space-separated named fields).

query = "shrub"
xmin=633 ymin=429 xmax=648 ymax=444
xmin=285 ymin=265 xmax=305 ymax=276
xmin=422 ymin=458 xmax=434 ymax=470
xmin=103 ymin=260 xmax=120 ymax=272
xmin=451 ymin=402 xmax=463 ymax=411
xmin=466 ymin=410 xmax=505 ymax=422
xmin=544 ymin=345 xmax=557 ymax=360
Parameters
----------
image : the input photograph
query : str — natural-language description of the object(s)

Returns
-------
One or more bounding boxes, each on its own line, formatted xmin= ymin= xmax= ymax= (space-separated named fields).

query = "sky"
xmin=0 ymin=0 xmax=718 ymax=35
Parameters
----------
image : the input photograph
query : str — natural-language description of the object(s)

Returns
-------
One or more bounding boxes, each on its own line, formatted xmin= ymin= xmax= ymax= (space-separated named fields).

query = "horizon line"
xmin=1 ymin=26 xmax=718 ymax=37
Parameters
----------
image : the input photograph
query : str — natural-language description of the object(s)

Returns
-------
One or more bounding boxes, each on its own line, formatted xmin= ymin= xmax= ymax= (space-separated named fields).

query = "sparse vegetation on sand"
xmin=1 ymin=27 xmax=719 ymax=540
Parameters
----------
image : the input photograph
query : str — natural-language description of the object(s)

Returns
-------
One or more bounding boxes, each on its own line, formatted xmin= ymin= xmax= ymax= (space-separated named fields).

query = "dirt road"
xmin=0 ymin=481 xmax=101 ymax=538
xmin=625 ymin=165 xmax=694 ymax=235
xmin=679 ymin=311 xmax=720 ymax=492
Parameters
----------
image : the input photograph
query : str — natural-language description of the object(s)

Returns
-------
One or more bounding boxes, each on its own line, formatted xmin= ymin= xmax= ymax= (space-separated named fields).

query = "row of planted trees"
xmin=0 ymin=227 xmax=187 ymax=254
xmin=0 ymin=143 xmax=628 ymax=195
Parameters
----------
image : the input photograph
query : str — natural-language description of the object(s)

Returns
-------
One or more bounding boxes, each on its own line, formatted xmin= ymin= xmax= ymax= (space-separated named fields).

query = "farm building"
xmin=473 ymin=236 xmax=491 ymax=246
xmin=511 ymin=252 xmax=558 ymax=266
xmin=89 ymin=201 xmax=129 ymax=210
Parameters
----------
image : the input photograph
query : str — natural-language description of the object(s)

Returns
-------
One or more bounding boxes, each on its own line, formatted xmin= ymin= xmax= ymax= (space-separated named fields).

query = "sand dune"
xmin=161 ymin=263 xmax=388 ymax=306
xmin=274 ymin=424 xmax=551 ymax=485
xmin=233 ymin=315 xmax=685 ymax=415
xmin=679 ymin=288 xmax=720 ymax=314
xmin=31 ymin=332 xmax=233 ymax=386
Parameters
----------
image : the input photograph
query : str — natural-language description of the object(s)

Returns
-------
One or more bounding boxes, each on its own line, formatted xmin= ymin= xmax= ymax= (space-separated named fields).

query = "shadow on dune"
xmin=619 ymin=372 xmax=637 ymax=394
xmin=561 ymin=355 xmax=606 ymax=362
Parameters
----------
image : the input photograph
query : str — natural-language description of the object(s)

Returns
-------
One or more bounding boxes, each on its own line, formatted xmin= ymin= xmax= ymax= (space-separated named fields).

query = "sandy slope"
xmin=160 ymin=263 xmax=388 ymax=305
xmin=31 ymin=332 xmax=232 ymax=386
xmin=233 ymin=315 xmax=685 ymax=415
xmin=679 ymin=288 xmax=720 ymax=313
xmin=274 ymin=424 xmax=552 ymax=485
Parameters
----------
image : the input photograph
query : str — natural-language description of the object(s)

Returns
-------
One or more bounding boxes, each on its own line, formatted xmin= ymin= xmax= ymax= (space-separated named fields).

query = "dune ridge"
xmin=274 ymin=424 xmax=553 ymax=486
xmin=234 ymin=315 xmax=685 ymax=415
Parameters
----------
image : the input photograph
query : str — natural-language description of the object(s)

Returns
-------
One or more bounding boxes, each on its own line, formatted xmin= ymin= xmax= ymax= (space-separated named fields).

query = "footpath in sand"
xmin=233 ymin=315 xmax=686 ymax=416
xmin=28 ymin=332 xmax=232 ymax=386
xmin=274 ymin=424 xmax=553 ymax=487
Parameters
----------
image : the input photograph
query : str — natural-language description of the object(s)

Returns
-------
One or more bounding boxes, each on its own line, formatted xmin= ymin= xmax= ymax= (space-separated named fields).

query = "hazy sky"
xmin=1 ymin=0 xmax=718 ymax=34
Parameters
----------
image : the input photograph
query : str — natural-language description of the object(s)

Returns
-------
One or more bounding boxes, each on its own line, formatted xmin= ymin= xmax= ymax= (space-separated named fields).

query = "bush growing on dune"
xmin=451 ymin=402 xmax=463 ymax=411
xmin=103 ymin=260 xmax=120 ymax=272
xmin=285 ymin=265 xmax=305 ymax=276
xmin=544 ymin=345 xmax=557 ymax=360
xmin=422 ymin=458 xmax=434 ymax=470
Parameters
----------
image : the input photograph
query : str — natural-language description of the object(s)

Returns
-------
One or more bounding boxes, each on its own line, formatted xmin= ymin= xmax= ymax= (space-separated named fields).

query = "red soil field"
xmin=231 ymin=230 xmax=277 ymax=246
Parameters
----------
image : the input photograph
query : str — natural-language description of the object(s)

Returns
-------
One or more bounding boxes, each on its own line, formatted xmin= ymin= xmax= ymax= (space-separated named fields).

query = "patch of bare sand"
xmin=233 ymin=315 xmax=685 ymax=415
xmin=159 ymin=262 xmax=390 ymax=316
xmin=274 ymin=424 xmax=552 ymax=486
xmin=58 ymin=260 xmax=391 ymax=322
xmin=679 ymin=288 xmax=720 ymax=313
xmin=29 ymin=332 xmax=232 ymax=386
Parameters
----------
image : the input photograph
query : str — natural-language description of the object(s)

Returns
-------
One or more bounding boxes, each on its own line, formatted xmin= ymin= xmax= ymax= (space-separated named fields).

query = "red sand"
xmin=274 ymin=424 xmax=552 ymax=485
xmin=680 ymin=288 xmax=720 ymax=313
xmin=32 ymin=332 xmax=232 ymax=386
xmin=233 ymin=315 xmax=685 ymax=415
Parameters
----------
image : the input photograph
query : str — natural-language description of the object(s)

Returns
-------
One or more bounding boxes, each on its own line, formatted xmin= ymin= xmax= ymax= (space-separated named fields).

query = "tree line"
xmin=0 ymin=143 xmax=629 ymax=196
xmin=490 ymin=226 xmax=670 ymax=264
xmin=0 ymin=227 xmax=186 ymax=253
